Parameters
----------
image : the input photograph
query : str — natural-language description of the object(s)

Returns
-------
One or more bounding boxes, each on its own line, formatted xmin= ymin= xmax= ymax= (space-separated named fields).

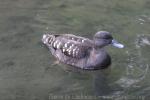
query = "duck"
xmin=42 ymin=31 xmax=124 ymax=70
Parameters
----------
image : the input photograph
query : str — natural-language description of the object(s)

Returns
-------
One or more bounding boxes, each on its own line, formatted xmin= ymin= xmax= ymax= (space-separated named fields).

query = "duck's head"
xmin=94 ymin=31 xmax=124 ymax=48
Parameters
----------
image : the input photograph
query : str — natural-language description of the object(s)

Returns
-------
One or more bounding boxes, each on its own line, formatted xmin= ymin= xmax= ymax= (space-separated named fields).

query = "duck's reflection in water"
xmin=92 ymin=68 xmax=113 ymax=96
xmin=61 ymin=65 xmax=121 ymax=96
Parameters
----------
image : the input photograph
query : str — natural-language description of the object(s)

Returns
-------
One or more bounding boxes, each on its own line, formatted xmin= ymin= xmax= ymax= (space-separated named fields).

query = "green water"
xmin=0 ymin=0 xmax=150 ymax=100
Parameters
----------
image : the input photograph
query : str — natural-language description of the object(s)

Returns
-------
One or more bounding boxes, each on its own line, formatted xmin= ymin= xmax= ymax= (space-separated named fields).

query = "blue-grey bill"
xmin=111 ymin=39 xmax=124 ymax=48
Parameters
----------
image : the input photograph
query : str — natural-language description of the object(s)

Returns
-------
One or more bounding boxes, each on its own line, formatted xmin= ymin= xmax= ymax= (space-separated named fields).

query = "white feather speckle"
xmin=73 ymin=50 xmax=75 ymax=57
xmin=82 ymin=39 xmax=87 ymax=43
xmin=64 ymin=44 xmax=67 ymax=47
xmin=56 ymin=42 xmax=61 ymax=48
xmin=68 ymin=50 xmax=71 ymax=55
xmin=62 ymin=48 xmax=65 ymax=52
xmin=53 ymin=41 xmax=56 ymax=47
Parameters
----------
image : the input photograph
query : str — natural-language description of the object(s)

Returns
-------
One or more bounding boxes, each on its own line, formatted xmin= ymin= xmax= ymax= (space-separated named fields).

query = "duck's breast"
xmin=86 ymin=49 xmax=111 ymax=69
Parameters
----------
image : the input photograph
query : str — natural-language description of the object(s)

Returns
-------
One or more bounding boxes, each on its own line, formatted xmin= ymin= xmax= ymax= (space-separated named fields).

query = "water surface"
xmin=0 ymin=0 xmax=150 ymax=100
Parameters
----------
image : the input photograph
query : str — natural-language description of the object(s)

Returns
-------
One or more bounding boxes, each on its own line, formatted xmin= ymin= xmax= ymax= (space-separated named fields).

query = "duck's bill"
xmin=111 ymin=39 xmax=124 ymax=48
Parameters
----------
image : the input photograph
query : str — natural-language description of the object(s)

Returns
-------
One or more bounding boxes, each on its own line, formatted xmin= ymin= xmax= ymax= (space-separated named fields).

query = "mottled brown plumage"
xmin=42 ymin=31 xmax=124 ymax=70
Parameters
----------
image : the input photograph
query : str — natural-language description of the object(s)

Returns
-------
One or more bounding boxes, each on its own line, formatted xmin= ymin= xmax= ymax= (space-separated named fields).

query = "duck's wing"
xmin=43 ymin=34 xmax=93 ymax=58
xmin=59 ymin=39 xmax=92 ymax=58
xmin=62 ymin=34 xmax=93 ymax=44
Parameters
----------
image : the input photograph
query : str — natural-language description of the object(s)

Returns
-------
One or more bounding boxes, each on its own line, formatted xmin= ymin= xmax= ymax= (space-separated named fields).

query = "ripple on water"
xmin=116 ymin=34 xmax=149 ymax=88
xmin=137 ymin=15 xmax=150 ymax=25
xmin=136 ymin=34 xmax=150 ymax=47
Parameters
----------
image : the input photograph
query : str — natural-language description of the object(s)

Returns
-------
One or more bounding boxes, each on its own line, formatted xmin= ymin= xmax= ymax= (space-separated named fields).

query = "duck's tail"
xmin=42 ymin=33 xmax=55 ymax=45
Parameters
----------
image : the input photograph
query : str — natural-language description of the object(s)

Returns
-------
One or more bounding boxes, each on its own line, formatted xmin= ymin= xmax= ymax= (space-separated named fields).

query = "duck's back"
xmin=42 ymin=33 xmax=94 ymax=69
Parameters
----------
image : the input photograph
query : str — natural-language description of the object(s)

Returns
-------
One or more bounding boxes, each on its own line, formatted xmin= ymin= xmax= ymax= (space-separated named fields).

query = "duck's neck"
xmin=87 ymin=46 xmax=107 ymax=68
xmin=93 ymin=46 xmax=105 ymax=53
